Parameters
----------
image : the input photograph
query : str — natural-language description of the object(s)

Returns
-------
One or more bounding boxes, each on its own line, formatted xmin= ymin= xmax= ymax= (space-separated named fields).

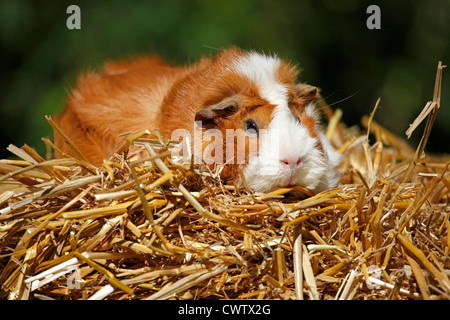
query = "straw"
xmin=0 ymin=61 xmax=448 ymax=300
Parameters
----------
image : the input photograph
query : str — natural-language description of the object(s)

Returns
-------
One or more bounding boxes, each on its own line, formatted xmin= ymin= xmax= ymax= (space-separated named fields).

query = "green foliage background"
xmin=0 ymin=0 xmax=449 ymax=159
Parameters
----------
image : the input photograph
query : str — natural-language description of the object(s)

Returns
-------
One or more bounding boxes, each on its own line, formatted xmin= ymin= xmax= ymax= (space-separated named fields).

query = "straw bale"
xmin=0 ymin=62 xmax=449 ymax=300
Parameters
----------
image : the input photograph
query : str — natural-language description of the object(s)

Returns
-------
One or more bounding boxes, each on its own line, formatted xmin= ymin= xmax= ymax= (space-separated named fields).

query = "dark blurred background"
xmin=0 ymin=0 xmax=449 ymax=159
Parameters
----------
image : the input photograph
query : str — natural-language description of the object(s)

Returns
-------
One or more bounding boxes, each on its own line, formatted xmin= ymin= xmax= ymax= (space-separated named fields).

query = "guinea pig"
xmin=54 ymin=48 xmax=342 ymax=193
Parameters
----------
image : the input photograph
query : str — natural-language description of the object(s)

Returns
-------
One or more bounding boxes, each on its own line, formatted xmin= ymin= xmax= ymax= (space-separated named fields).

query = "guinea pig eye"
xmin=244 ymin=119 xmax=258 ymax=136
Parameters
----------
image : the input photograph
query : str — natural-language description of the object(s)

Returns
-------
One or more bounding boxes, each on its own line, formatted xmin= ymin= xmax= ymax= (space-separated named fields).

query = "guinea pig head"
xmin=191 ymin=51 xmax=341 ymax=193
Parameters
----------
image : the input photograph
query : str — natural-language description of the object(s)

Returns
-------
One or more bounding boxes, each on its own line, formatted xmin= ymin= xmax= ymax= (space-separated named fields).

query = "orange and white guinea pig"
xmin=55 ymin=48 xmax=341 ymax=193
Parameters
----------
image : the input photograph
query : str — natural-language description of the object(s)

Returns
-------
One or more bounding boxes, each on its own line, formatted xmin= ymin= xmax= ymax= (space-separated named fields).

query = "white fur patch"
xmin=232 ymin=52 xmax=288 ymax=109
xmin=232 ymin=52 xmax=340 ymax=193
xmin=244 ymin=106 xmax=327 ymax=192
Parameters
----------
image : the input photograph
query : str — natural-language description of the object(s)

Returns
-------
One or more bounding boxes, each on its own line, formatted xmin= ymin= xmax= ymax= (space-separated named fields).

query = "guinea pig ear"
xmin=294 ymin=84 xmax=319 ymax=103
xmin=195 ymin=96 xmax=241 ymax=125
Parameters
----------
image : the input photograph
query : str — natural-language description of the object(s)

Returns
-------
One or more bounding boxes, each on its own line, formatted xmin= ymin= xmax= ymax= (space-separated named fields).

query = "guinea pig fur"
xmin=54 ymin=48 xmax=342 ymax=193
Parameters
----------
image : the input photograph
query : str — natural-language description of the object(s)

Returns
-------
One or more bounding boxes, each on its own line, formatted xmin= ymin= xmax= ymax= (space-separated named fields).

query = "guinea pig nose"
xmin=280 ymin=157 xmax=302 ymax=168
